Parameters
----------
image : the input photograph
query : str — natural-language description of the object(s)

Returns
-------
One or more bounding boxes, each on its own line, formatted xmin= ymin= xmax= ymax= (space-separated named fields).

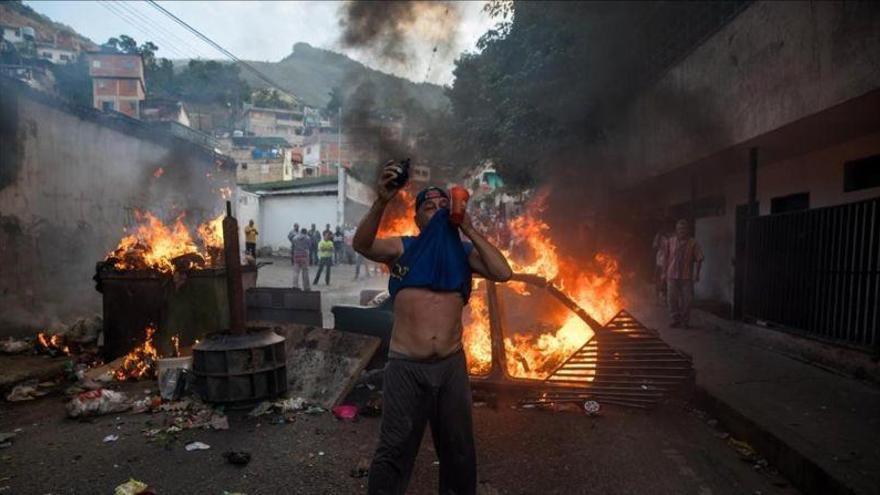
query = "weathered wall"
xmin=0 ymin=81 xmax=232 ymax=335
xmin=260 ymin=193 xmax=337 ymax=251
xmin=603 ymin=1 xmax=880 ymax=187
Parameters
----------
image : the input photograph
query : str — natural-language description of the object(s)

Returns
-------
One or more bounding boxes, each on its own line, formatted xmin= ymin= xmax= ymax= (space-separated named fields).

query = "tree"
xmin=325 ymin=86 xmax=343 ymax=115
xmin=252 ymin=88 xmax=295 ymax=109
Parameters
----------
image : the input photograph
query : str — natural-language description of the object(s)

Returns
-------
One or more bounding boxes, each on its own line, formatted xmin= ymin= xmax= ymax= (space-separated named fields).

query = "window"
xmin=844 ymin=154 xmax=880 ymax=192
xmin=241 ymin=163 xmax=248 ymax=170
xmin=92 ymin=60 xmax=101 ymax=68
xmin=770 ymin=192 xmax=809 ymax=214
xmin=41 ymin=52 xmax=53 ymax=59
xmin=101 ymin=101 xmax=115 ymax=112
xmin=60 ymin=54 xmax=70 ymax=61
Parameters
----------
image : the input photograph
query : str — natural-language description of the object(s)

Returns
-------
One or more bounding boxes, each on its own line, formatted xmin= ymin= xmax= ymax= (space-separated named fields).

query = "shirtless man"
xmin=354 ymin=161 xmax=512 ymax=495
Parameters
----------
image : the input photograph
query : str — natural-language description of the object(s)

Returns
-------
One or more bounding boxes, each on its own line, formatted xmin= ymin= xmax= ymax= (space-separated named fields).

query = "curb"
xmin=692 ymin=385 xmax=856 ymax=495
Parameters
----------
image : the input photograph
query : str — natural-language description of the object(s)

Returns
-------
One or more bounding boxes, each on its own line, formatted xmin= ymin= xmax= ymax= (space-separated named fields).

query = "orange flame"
xmin=465 ymin=194 xmax=622 ymax=379
xmin=107 ymin=212 xmax=225 ymax=273
xmin=377 ymin=189 xmax=419 ymax=237
xmin=114 ymin=325 xmax=159 ymax=381
xmin=371 ymin=187 xmax=623 ymax=380
xmin=36 ymin=332 xmax=70 ymax=355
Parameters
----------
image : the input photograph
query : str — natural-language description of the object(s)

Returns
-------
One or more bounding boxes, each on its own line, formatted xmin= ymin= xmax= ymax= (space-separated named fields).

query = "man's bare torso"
xmin=391 ymin=287 xmax=464 ymax=360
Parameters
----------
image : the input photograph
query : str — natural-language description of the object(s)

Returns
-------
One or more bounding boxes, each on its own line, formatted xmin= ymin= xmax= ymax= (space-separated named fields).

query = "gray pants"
xmin=368 ymin=350 xmax=476 ymax=495
xmin=667 ymin=278 xmax=694 ymax=325
xmin=292 ymin=260 xmax=310 ymax=291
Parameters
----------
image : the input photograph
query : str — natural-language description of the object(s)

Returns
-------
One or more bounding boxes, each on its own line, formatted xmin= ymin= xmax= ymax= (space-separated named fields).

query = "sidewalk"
xmin=629 ymin=291 xmax=880 ymax=495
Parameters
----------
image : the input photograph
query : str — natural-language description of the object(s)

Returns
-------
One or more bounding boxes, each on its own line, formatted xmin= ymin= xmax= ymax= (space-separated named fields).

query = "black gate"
xmin=742 ymin=196 xmax=880 ymax=351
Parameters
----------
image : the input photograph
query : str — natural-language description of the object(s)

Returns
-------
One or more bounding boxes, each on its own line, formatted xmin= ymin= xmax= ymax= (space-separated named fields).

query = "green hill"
xmin=242 ymin=42 xmax=449 ymax=111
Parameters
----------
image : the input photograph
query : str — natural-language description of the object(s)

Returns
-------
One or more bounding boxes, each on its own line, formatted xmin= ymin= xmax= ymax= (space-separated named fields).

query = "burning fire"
xmin=378 ymin=189 xmax=419 ymax=237
xmin=114 ymin=325 xmax=159 ymax=381
xmin=374 ymin=188 xmax=622 ymax=380
xmin=36 ymin=332 xmax=70 ymax=355
xmin=107 ymin=212 xmax=225 ymax=273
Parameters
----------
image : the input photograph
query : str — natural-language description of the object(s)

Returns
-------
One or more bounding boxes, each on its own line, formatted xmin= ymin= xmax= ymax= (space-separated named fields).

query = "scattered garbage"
xmin=0 ymin=432 xmax=14 ymax=449
xmin=158 ymin=367 xmax=192 ymax=401
xmin=210 ymin=414 xmax=230 ymax=431
xmin=6 ymin=381 xmax=48 ymax=402
xmin=249 ymin=396 xmax=310 ymax=417
xmin=305 ymin=405 xmax=325 ymax=415
xmin=350 ymin=458 xmax=370 ymax=478
xmin=66 ymin=389 xmax=131 ymax=418
xmin=728 ymin=437 xmax=758 ymax=461
xmin=332 ymin=404 xmax=358 ymax=421
xmin=185 ymin=441 xmax=211 ymax=451
xmin=0 ymin=337 xmax=30 ymax=354
xmin=103 ymin=434 xmax=120 ymax=443
xmin=223 ymin=450 xmax=251 ymax=466
xmin=360 ymin=396 xmax=382 ymax=418
xmin=583 ymin=400 xmax=601 ymax=416
xmin=114 ymin=478 xmax=151 ymax=495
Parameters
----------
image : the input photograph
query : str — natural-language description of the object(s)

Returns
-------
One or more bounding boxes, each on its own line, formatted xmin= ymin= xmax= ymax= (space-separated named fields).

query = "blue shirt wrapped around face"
xmin=388 ymin=208 xmax=474 ymax=303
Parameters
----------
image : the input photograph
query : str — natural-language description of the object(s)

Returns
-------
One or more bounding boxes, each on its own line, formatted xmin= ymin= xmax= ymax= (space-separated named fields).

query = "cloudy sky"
xmin=26 ymin=0 xmax=495 ymax=85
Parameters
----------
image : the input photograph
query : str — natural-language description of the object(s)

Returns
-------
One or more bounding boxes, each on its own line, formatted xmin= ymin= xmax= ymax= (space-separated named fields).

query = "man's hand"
xmin=377 ymin=160 xmax=402 ymax=203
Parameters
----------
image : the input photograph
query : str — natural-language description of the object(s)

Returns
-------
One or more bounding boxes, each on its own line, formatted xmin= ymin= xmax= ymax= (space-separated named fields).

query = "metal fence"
xmin=742 ymin=196 xmax=880 ymax=351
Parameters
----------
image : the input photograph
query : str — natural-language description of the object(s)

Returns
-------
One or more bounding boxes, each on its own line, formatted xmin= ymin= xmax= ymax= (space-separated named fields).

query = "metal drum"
xmin=192 ymin=328 xmax=287 ymax=405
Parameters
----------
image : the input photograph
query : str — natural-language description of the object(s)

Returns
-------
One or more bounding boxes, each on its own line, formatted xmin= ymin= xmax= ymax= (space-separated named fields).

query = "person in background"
xmin=289 ymin=227 xmax=312 ymax=291
xmin=323 ymin=223 xmax=333 ymax=239
xmin=344 ymin=224 xmax=356 ymax=264
xmin=308 ymin=224 xmax=320 ymax=266
xmin=663 ymin=219 xmax=704 ymax=328
xmin=313 ymin=231 xmax=335 ymax=285
xmin=333 ymin=227 xmax=345 ymax=265
xmin=244 ymin=220 xmax=258 ymax=257
xmin=652 ymin=228 xmax=669 ymax=303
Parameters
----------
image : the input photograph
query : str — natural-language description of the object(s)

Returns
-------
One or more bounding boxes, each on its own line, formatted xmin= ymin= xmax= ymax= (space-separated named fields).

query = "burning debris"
xmin=105 ymin=211 xmax=225 ymax=274
xmin=114 ymin=325 xmax=159 ymax=381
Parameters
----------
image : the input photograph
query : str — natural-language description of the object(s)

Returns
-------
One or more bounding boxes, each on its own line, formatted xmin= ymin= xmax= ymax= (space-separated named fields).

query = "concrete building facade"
xmin=86 ymin=52 xmax=145 ymax=118
xmin=599 ymin=1 xmax=880 ymax=349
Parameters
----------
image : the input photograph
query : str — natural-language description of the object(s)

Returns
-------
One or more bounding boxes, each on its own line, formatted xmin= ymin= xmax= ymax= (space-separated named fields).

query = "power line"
xmin=145 ymin=0 xmax=298 ymax=102
xmin=99 ymin=1 xmax=189 ymax=60
xmin=113 ymin=0 xmax=212 ymax=60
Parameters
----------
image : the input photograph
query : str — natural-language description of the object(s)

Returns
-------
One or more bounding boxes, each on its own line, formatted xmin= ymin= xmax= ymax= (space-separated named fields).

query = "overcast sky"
xmin=25 ymin=0 xmax=495 ymax=85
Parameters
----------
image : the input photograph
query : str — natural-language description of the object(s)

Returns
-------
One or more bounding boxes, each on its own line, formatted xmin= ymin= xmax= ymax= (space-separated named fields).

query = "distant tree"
xmin=325 ymin=86 xmax=343 ymax=115
xmin=175 ymin=60 xmax=251 ymax=109
xmin=252 ymin=88 xmax=295 ymax=109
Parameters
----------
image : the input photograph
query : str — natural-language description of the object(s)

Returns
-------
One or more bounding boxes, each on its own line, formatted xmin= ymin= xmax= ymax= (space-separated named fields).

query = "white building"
xmin=36 ymin=43 xmax=77 ymax=64
xmin=235 ymin=170 xmax=374 ymax=252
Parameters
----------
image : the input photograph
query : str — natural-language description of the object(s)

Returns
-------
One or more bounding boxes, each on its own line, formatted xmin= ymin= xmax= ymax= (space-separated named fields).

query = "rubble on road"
xmin=67 ymin=389 xmax=131 ymax=418
xmin=223 ymin=450 xmax=251 ymax=466
xmin=114 ymin=478 xmax=152 ymax=495
xmin=5 ymin=381 xmax=48 ymax=402
xmin=185 ymin=441 xmax=211 ymax=451
xmin=0 ymin=432 xmax=14 ymax=449
xmin=0 ymin=338 xmax=30 ymax=355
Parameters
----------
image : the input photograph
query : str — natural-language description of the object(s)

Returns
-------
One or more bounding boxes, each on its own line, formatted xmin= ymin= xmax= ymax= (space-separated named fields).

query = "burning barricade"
xmin=94 ymin=210 xmax=256 ymax=361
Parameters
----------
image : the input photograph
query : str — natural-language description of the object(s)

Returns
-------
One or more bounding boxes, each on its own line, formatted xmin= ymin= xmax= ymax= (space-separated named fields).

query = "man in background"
xmin=289 ymin=227 xmax=312 ymax=291
xmin=244 ymin=220 xmax=258 ymax=258
xmin=308 ymin=224 xmax=321 ymax=266
xmin=663 ymin=219 xmax=704 ymax=328
xmin=313 ymin=231 xmax=335 ymax=286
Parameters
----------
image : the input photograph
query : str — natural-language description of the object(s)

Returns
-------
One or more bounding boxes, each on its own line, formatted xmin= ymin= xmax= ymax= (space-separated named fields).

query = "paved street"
xmin=0 ymin=264 xmax=798 ymax=495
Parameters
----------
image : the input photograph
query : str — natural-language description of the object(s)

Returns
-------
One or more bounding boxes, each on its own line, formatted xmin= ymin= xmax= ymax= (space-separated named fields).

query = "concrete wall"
xmin=0 ymin=81 xmax=233 ymax=334
xmin=259 ymin=194 xmax=337 ymax=251
xmin=604 ymin=1 xmax=880 ymax=187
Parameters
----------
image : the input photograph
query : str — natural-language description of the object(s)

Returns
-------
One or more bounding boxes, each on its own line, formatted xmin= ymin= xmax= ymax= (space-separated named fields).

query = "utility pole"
xmin=336 ymin=106 xmax=344 ymax=228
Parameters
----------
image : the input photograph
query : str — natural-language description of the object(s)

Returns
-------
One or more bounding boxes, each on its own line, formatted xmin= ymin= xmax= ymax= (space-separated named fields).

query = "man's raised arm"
xmin=353 ymin=161 xmax=404 ymax=264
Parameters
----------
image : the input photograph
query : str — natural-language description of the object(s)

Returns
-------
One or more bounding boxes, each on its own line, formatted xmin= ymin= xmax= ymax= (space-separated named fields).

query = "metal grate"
xmin=529 ymin=310 xmax=693 ymax=409
xmin=742 ymin=196 xmax=880 ymax=351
